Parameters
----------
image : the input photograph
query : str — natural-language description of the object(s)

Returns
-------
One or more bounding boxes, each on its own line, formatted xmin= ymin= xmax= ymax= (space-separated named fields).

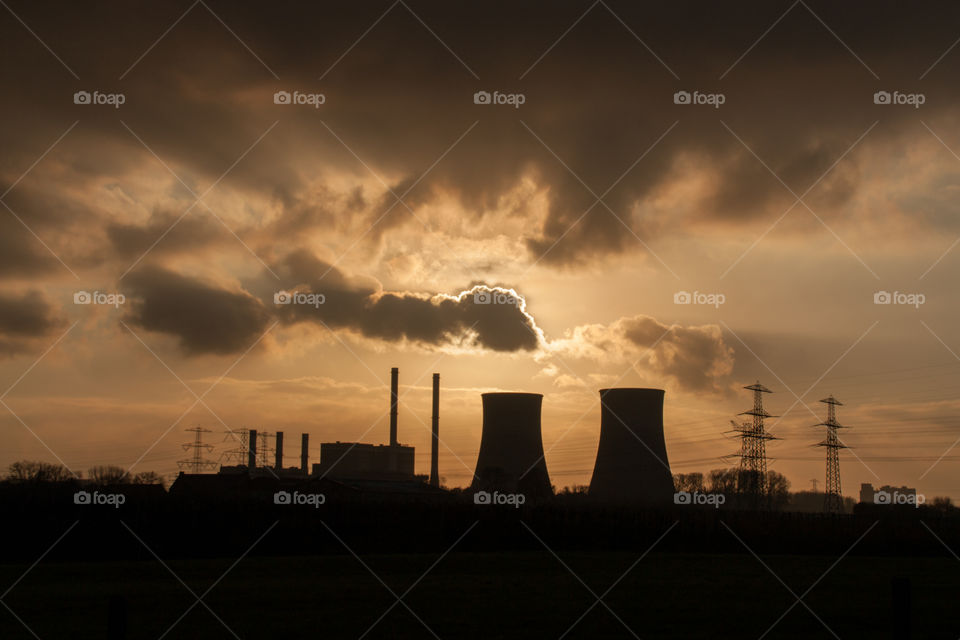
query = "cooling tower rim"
xmin=481 ymin=392 xmax=543 ymax=399
xmin=599 ymin=387 xmax=664 ymax=394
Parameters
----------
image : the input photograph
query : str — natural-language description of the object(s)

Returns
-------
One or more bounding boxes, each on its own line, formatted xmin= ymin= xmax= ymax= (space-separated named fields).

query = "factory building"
xmin=312 ymin=367 xmax=427 ymax=485
xmin=313 ymin=442 xmax=415 ymax=479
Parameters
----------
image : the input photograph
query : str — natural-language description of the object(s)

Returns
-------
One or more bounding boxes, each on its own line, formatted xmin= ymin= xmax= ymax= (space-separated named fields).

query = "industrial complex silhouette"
xmin=170 ymin=367 xmax=691 ymax=506
xmin=168 ymin=368 xmax=859 ymax=514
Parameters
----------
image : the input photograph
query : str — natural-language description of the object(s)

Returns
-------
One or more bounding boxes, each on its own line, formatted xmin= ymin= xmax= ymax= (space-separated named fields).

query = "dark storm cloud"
xmin=120 ymin=251 xmax=540 ymax=355
xmin=263 ymin=249 xmax=541 ymax=352
xmin=3 ymin=0 xmax=960 ymax=271
xmin=0 ymin=290 xmax=65 ymax=356
xmin=122 ymin=266 xmax=272 ymax=355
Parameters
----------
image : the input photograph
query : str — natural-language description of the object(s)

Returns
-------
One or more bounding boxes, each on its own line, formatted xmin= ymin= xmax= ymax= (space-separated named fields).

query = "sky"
xmin=2 ymin=0 xmax=960 ymax=499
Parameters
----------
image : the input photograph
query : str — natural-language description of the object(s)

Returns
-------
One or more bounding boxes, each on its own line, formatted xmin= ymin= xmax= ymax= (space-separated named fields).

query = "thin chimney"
xmin=390 ymin=367 xmax=399 ymax=446
xmin=300 ymin=433 xmax=309 ymax=474
xmin=431 ymin=373 xmax=440 ymax=487
xmin=248 ymin=429 xmax=257 ymax=469
xmin=275 ymin=431 xmax=284 ymax=471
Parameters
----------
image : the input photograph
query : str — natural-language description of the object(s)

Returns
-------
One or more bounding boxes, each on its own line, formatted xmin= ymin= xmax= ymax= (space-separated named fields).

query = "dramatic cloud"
xmin=263 ymin=249 xmax=542 ymax=352
xmin=547 ymin=315 xmax=734 ymax=392
xmin=120 ymin=252 xmax=542 ymax=355
xmin=122 ymin=266 xmax=272 ymax=355
xmin=3 ymin=0 xmax=960 ymax=279
xmin=0 ymin=290 xmax=64 ymax=356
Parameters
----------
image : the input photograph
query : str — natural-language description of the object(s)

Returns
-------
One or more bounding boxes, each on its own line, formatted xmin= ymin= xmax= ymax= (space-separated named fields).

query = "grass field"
xmin=1 ymin=551 xmax=958 ymax=639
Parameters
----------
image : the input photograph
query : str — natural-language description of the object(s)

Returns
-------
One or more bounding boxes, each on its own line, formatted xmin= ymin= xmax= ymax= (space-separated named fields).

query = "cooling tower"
xmin=589 ymin=388 xmax=674 ymax=505
xmin=472 ymin=392 xmax=552 ymax=498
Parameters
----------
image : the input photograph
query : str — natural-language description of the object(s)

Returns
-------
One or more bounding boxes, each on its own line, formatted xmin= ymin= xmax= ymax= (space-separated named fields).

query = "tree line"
xmin=4 ymin=460 xmax=166 ymax=487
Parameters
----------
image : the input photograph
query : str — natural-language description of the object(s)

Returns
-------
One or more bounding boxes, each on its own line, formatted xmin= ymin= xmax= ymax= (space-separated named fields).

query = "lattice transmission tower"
xmin=815 ymin=396 xmax=848 ymax=514
xmin=177 ymin=427 xmax=219 ymax=473
xmin=726 ymin=382 xmax=778 ymax=507
xmin=221 ymin=428 xmax=250 ymax=466
xmin=255 ymin=430 xmax=274 ymax=467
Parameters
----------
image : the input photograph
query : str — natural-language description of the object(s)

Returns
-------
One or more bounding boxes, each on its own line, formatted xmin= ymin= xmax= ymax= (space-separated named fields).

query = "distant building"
xmin=312 ymin=442 xmax=415 ymax=480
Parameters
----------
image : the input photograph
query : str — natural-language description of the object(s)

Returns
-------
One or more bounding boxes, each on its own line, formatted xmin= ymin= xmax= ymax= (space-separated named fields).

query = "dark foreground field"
xmin=1 ymin=551 xmax=958 ymax=639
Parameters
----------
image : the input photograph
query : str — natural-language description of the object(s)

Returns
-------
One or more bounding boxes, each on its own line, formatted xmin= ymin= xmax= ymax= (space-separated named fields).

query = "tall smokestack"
xmin=300 ymin=433 xmax=309 ymax=474
xmin=472 ymin=392 xmax=552 ymax=498
xmin=430 ymin=373 xmax=440 ymax=487
xmin=275 ymin=431 xmax=284 ymax=471
xmin=390 ymin=367 xmax=399 ymax=446
xmin=588 ymin=388 xmax=674 ymax=505
xmin=248 ymin=429 xmax=257 ymax=469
